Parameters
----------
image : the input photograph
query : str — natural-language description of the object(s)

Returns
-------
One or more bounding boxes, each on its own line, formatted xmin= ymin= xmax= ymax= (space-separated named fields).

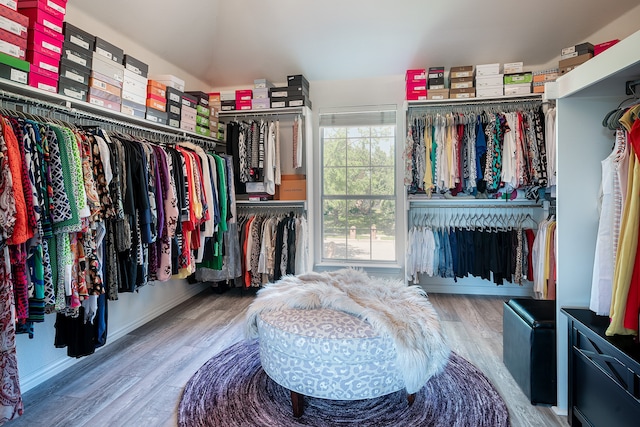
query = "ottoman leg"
xmin=291 ymin=390 xmax=304 ymax=417
xmin=407 ymin=393 xmax=415 ymax=406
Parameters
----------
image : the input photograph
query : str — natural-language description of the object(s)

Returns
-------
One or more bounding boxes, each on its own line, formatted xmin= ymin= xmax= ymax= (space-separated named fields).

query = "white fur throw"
xmin=245 ymin=268 xmax=451 ymax=394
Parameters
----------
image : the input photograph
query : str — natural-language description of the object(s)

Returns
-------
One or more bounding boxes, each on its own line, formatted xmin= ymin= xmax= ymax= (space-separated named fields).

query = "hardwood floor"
xmin=6 ymin=289 xmax=568 ymax=427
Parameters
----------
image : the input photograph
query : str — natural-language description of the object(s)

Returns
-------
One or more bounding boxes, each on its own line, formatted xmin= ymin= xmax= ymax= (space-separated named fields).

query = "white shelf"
xmin=0 ymin=78 xmax=222 ymax=143
xmin=556 ymin=28 xmax=640 ymax=99
xmin=218 ymin=106 xmax=308 ymax=118
xmin=408 ymin=198 xmax=543 ymax=208
xmin=405 ymin=93 xmax=542 ymax=108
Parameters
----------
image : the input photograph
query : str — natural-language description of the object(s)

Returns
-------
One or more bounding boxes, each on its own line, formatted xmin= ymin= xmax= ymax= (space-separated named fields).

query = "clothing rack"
xmin=0 ymin=80 xmax=219 ymax=148
xmin=409 ymin=205 xmax=541 ymax=230
xmin=218 ymin=106 xmax=306 ymax=120
xmin=236 ymin=200 xmax=307 ymax=211
xmin=407 ymin=95 xmax=544 ymax=121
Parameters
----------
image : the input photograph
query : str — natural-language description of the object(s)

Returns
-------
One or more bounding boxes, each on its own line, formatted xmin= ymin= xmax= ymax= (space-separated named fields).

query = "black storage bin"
xmin=503 ymin=298 xmax=557 ymax=405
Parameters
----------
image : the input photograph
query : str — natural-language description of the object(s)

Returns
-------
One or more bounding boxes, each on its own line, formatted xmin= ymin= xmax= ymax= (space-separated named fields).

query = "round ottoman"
xmin=257 ymin=307 xmax=411 ymax=417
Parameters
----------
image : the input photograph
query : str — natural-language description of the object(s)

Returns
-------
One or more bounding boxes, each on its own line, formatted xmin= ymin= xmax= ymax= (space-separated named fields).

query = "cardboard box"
xmin=0 ymin=0 xmax=17 ymax=11
xmin=123 ymin=69 xmax=147 ymax=96
xmin=254 ymin=78 xmax=274 ymax=89
xmin=533 ymin=69 xmax=559 ymax=82
xmin=0 ymin=59 xmax=27 ymax=83
xmin=181 ymin=92 xmax=197 ymax=109
xmin=27 ymin=29 xmax=60 ymax=59
xmin=558 ymin=53 xmax=593 ymax=68
xmin=180 ymin=121 xmax=195 ymax=132
xmin=208 ymin=92 xmax=220 ymax=102
xmin=195 ymin=114 xmax=209 ymax=127
xmin=0 ymin=5 xmax=28 ymax=37
xmin=270 ymin=86 xmax=288 ymax=98
xmin=221 ymin=99 xmax=235 ymax=111
xmin=18 ymin=0 xmax=66 ymax=21
xmin=270 ymin=98 xmax=287 ymax=108
xmin=146 ymin=84 xmax=165 ymax=99
xmin=406 ymin=80 xmax=426 ymax=91
xmin=185 ymin=90 xmax=209 ymax=107
xmin=288 ymin=94 xmax=311 ymax=108
xmin=94 ymin=36 xmax=123 ymax=64
xmin=251 ymin=98 xmax=270 ymax=109
xmin=560 ymin=48 xmax=593 ymax=60
xmin=405 ymin=68 xmax=426 ymax=82
xmin=89 ymin=86 xmax=121 ymax=104
xmin=406 ymin=88 xmax=427 ymax=101
xmin=504 ymin=83 xmax=531 ymax=95
xmin=476 ymin=86 xmax=503 ymax=97
xmin=195 ymin=104 xmax=209 ymax=117
xmin=145 ymin=108 xmax=168 ymax=125
xmin=252 ymin=87 xmax=269 ymax=99
xmin=504 ymin=72 xmax=533 ymax=85
xmin=167 ymin=117 xmax=180 ymax=128
xmin=450 ymin=77 xmax=474 ymax=89
xmin=427 ymin=77 xmax=444 ymax=88
xmin=28 ymin=68 xmax=56 ymax=91
xmin=532 ymin=82 xmax=545 ymax=93
xmin=89 ymin=76 xmax=121 ymax=97
xmin=195 ymin=125 xmax=210 ymax=137
xmin=0 ymin=50 xmax=28 ymax=71
xmin=27 ymin=48 xmax=57 ymax=72
xmin=63 ymin=22 xmax=94 ymax=52
xmin=0 ymin=37 xmax=24 ymax=59
xmin=19 ymin=6 xmax=62 ymax=34
xmin=476 ymin=63 xmax=500 ymax=76
xmin=503 ymin=62 xmax=523 ymax=74
xmin=287 ymin=74 xmax=309 ymax=87
xmin=91 ymin=52 xmax=123 ymax=82
xmin=62 ymin=43 xmax=91 ymax=68
xmin=181 ymin=105 xmax=196 ymax=122
xmin=428 ymin=67 xmax=445 ymax=78
xmin=59 ymin=57 xmax=89 ymax=85
xmin=120 ymin=103 xmax=145 ymax=119
xmin=275 ymin=174 xmax=306 ymax=201
xmin=219 ymin=90 xmax=234 ymax=101
xmin=90 ymin=70 xmax=122 ymax=89
xmin=561 ymin=42 xmax=594 ymax=56
xmin=122 ymin=54 xmax=148 ymax=78
xmin=427 ymin=88 xmax=449 ymax=100
xmin=149 ymin=73 xmax=185 ymax=91
xmin=0 ymin=26 xmax=25 ymax=50
xmin=235 ymin=99 xmax=252 ymax=110
xmin=450 ymin=87 xmax=475 ymax=99
xmin=146 ymin=97 xmax=166 ymax=112
xmin=164 ymin=85 xmax=182 ymax=103
xmin=476 ymin=74 xmax=503 ymax=87
xmin=450 ymin=65 xmax=473 ymax=78
xmin=167 ymin=101 xmax=181 ymax=116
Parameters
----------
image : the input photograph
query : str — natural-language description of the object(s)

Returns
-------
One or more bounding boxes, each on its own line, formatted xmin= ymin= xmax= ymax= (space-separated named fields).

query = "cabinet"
xmin=404 ymin=95 xmax=548 ymax=296
xmin=562 ymin=308 xmax=640 ymax=427
xmin=552 ymin=28 xmax=640 ymax=413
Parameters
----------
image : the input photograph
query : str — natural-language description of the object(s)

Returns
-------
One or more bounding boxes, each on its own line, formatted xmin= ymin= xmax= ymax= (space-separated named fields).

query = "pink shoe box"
xmin=27 ymin=26 xmax=61 ymax=58
xmin=235 ymin=99 xmax=252 ymax=110
xmin=30 ymin=21 xmax=61 ymax=40
xmin=0 ymin=29 xmax=25 ymax=59
xmin=0 ymin=0 xmax=17 ymax=11
xmin=28 ymin=66 xmax=57 ymax=92
xmin=26 ymin=48 xmax=56 ymax=72
xmin=18 ymin=6 xmax=62 ymax=34
xmin=17 ymin=0 xmax=66 ymax=21
xmin=0 ymin=4 xmax=28 ymax=37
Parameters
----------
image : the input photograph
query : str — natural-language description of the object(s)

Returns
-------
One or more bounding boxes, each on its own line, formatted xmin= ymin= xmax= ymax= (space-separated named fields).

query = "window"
xmin=320 ymin=108 xmax=396 ymax=263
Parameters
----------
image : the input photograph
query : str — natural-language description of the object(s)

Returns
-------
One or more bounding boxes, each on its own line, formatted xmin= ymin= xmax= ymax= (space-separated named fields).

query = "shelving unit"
xmin=0 ymin=78 xmax=222 ymax=145
xmin=550 ymin=27 xmax=640 ymax=415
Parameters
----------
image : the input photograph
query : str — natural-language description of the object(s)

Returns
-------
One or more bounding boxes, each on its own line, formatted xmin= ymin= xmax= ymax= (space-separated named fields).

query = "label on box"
xmin=95 ymin=46 xmax=112 ymax=61
xmin=42 ymin=18 xmax=61 ymax=33
xmin=167 ymin=92 xmax=180 ymax=103
xmin=451 ymin=71 xmax=471 ymax=78
xmin=69 ymin=34 xmax=89 ymax=50
xmin=168 ymin=118 xmax=179 ymax=128
xmin=0 ymin=0 xmax=16 ymax=10
xmin=168 ymin=104 xmax=180 ymax=115
xmin=271 ymin=88 xmax=288 ymax=98
xmin=65 ymin=51 xmax=87 ymax=67
xmin=10 ymin=67 xmax=26 ymax=83
xmin=0 ymin=16 xmax=26 ymax=37
xmin=0 ymin=39 xmax=23 ymax=59
xmin=47 ymin=0 xmax=65 ymax=14
xmin=41 ymin=40 xmax=60 ymax=54
xmin=63 ymin=86 xmax=85 ymax=100
xmin=37 ymin=81 xmax=55 ymax=92
xmin=451 ymin=81 xmax=472 ymax=89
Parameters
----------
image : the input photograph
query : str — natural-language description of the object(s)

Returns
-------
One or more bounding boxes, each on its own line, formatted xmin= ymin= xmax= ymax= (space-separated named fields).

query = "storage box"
xmin=195 ymin=125 xmax=210 ymax=137
xmin=221 ymin=99 xmax=235 ymax=110
xmin=558 ymin=53 xmax=593 ymax=68
xmin=57 ymin=75 xmax=86 ymax=100
xmin=0 ymin=60 xmax=27 ymax=83
xmin=59 ymin=57 xmax=89 ymax=84
xmin=0 ymin=0 xmax=17 ymax=11
xmin=19 ymin=7 xmax=62 ymax=34
xmin=287 ymin=74 xmax=309 ymax=88
xmin=251 ymin=98 xmax=270 ymax=109
xmin=195 ymin=114 xmax=209 ymax=127
xmin=89 ymin=86 xmax=121 ymax=104
xmin=504 ymin=72 xmax=533 ymax=85
xmin=594 ymin=39 xmax=619 ymax=56
xmin=94 ymin=36 xmax=123 ymax=63
xmin=208 ymin=92 xmax=220 ymax=102
xmin=476 ymin=86 xmax=504 ymax=98
xmin=146 ymin=97 xmax=166 ymax=112
xmin=17 ymin=0 xmax=66 ymax=21
xmin=181 ymin=92 xmax=197 ymax=109
xmin=27 ymin=48 xmax=57 ymax=72
xmin=29 ymin=62 xmax=54 ymax=80
xmin=62 ymin=43 xmax=91 ymax=68
xmin=533 ymin=69 xmax=559 ymax=83
xmin=146 ymin=84 xmax=165 ymax=99
xmin=28 ymin=67 xmax=56 ymax=91
xmin=270 ymin=98 xmax=287 ymax=108
xmin=503 ymin=62 xmax=523 ymax=74
xmin=245 ymin=181 xmax=266 ymax=193
xmin=561 ymin=42 xmax=594 ymax=56
xmin=0 ymin=5 xmax=28 ymax=38
xmin=532 ymin=82 xmax=545 ymax=93
xmin=476 ymin=74 xmax=503 ymax=87
xmin=560 ymin=48 xmax=593 ymax=60
xmin=476 ymin=63 xmax=500 ymax=76
xmin=149 ymin=73 xmax=185 ymax=91
xmin=406 ymin=80 xmax=426 ymax=91
xmin=0 ymin=26 xmax=25 ymax=50
xmin=219 ymin=90 xmax=234 ymax=101
xmin=167 ymin=101 xmax=181 ymax=116
xmin=427 ymin=67 xmax=445 ymax=78
xmin=181 ymin=105 xmax=196 ymax=122
xmin=450 ymin=65 xmax=473 ymax=78
xmin=406 ymin=88 xmax=427 ymax=101
xmin=90 ymin=70 xmax=121 ymax=89
xmin=164 ymin=85 xmax=182 ymax=103
xmin=186 ymin=90 xmax=209 ymax=107
xmin=235 ymin=99 xmax=252 ymax=110
xmin=275 ymin=174 xmax=306 ymax=200
xmin=89 ymin=76 xmax=121 ymax=97
xmin=270 ymin=86 xmax=288 ymax=98
xmin=405 ymin=68 xmax=426 ymax=82
xmin=450 ymin=76 xmax=474 ymax=89
xmin=504 ymin=83 xmax=531 ymax=95
xmin=195 ymin=104 xmax=209 ymax=117
xmin=167 ymin=117 xmax=180 ymax=128
xmin=122 ymin=69 xmax=147 ymax=95
xmin=122 ymin=54 xmax=148 ymax=78
xmin=27 ymin=28 xmax=61 ymax=57
xmin=180 ymin=120 xmax=195 ymax=132
xmin=450 ymin=87 xmax=475 ymax=99
xmin=251 ymin=87 xmax=269 ymax=99
xmin=145 ymin=108 xmax=167 ymax=125
xmin=427 ymin=88 xmax=449 ymax=100
xmin=427 ymin=77 xmax=444 ymax=88
xmin=120 ymin=103 xmax=145 ymax=119
xmin=0 ymin=37 xmax=24 ymax=59
xmin=0 ymin=50 xmax=28 ymax=71
xmin=122 ymin=90 xmax=146 ymax=106
xmin=62 ymin=22 xmax=94 ymax=52
xmin=91 ymin=52 xmax=123 ymax=82
xmin=254 ymin=78 xmax=274 ymax=89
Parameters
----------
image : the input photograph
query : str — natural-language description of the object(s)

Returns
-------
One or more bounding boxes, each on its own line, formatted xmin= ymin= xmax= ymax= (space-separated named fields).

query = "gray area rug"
xmin=178 ymin=339 xmax=509 ymax=426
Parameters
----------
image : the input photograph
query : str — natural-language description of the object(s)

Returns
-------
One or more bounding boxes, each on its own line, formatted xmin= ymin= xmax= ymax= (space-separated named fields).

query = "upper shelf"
xmin=218 ymin=106 xmax=311 ymax=119
xmin=0 ymin=78 xmax=222 ymax=143
xmin=555 ymin=28 xmax=640 ymax=99
xmin=405 ymin=93 xmax=543 ymax=109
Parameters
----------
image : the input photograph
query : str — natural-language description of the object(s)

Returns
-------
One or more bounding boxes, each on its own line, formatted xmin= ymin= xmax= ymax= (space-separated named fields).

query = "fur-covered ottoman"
xmin=246 ymin=269 xmax=450 ymax=418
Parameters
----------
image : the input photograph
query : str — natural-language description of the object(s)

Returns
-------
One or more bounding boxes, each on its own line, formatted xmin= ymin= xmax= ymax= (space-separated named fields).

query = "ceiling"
xmin=70 ymin=0 xmax=640 ymax=87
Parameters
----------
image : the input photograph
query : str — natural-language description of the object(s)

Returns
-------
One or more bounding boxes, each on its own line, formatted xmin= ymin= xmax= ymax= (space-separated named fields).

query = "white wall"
xmin=65 ymin=5 xmax=211 ymax=91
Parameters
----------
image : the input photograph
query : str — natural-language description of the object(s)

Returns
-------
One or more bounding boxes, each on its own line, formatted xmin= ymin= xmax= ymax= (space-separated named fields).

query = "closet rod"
xmin=237 ymin=200 xmax=307 ymax=210
xmin=0 ymin=86 xmax=217 ymax=147
xmin=218 ymin=107 xmax=306 ymax=119
xmin=407 ymin=94 xmax=542 ymax=108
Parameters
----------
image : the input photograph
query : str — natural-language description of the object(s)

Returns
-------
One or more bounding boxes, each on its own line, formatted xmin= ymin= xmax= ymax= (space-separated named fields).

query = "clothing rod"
xmin=236 ymin=201 xmax=306 ymax=209
xmin=0 ymin=88 xmax=217 ymax=147
xmin=407 ymin=94 xmax=542 ymax=108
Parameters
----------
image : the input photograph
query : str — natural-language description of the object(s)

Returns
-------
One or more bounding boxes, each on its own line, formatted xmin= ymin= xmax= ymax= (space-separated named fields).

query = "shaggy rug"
xmin=178 ymin=340 xmax=510 ymax=427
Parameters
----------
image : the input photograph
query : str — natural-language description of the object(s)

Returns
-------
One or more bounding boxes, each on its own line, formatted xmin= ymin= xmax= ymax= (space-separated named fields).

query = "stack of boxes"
xmin=164 ymin=83 xmax=182 ymax=128
xmin=427 ymin=67 xmax=448 ymax=99
xmin=475 ymin=63 xmax=503 ymax=98
xmin=287 ymin=74 xmax=310 ymax=108
xmin=150 ymin=74 xmax=185 ymax=126
xmin=503 ymin=64 xmax=533 ymax=96
xmin=235 ymin=88 xmax=252 ymax=111
xmin=120 ymin=54 xmax=148 ymax=119
xmin=180 ymin=92 xmax=197 ymax=133
xmin=252 ymin=78 xmax=272 ymax=110
xmin=269 ymin=84 xmax=288 ymax=108
xmin=405 ymin=68 xmax=426 ymax=101
xmin=186 ymin=91 xmax=210 ymax=137
xmin=208 ymin=92 xmax=220 ymax=137
xmin=59 ymin=22 xmax=91 ymax=99
xmin=220 ymin=91 xmax=234 ymax=111
xmin=0 ymin=1 xmax=29 ymax=85
xmin=450 ymin=66 xmax=475 ymax=99
xmin=20 ymin=0 xmax=67 ymax=92
xmin=532 ymin=69 xmax=558 ymax=94
xmin=89 ymin=37 xmax=124 ymax=111
xmin=559 ymin=42 xmax=593 ymax=75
